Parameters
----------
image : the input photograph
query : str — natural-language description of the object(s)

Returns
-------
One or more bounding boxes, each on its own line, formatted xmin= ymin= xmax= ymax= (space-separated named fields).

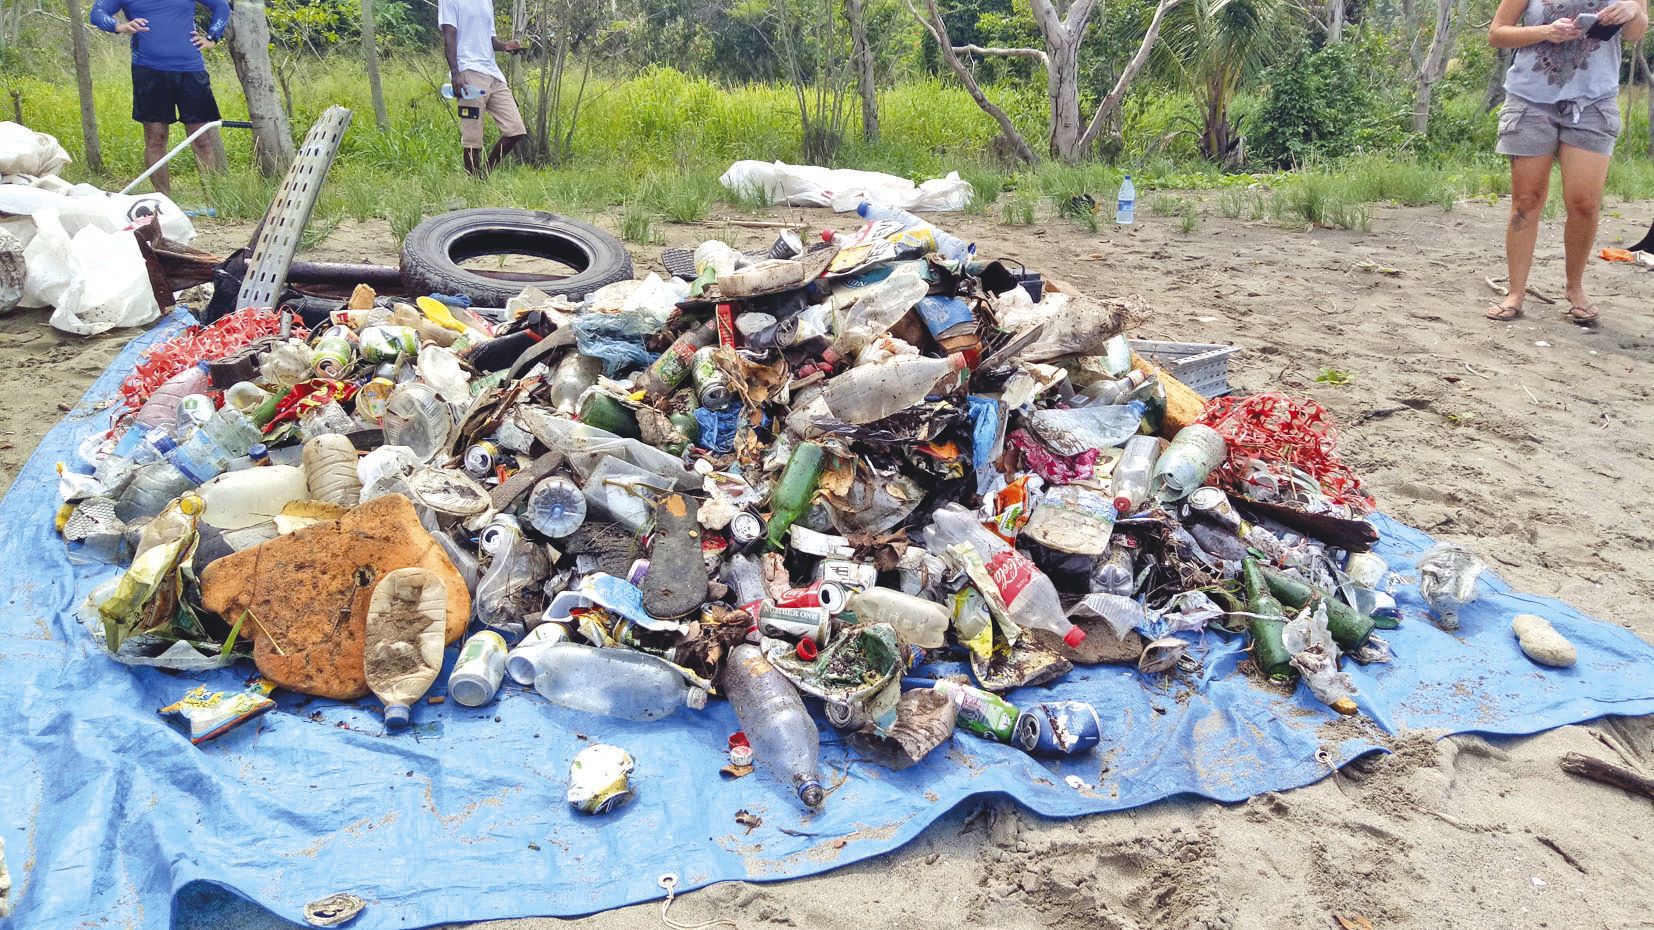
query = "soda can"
xmin=447 ymin=630 xmax=508 ymax=707
xmin=567 ymin=743 xmax=635 ymax=815
xmin=176 ymin=394 xmax=215 ymax=429
xmin=1014 ymin=700 xmax=1102 ymax=756
xmin=355 ymin=377 xmax=396 ymax=422
xmin=462 ymin=441 xmax=499 ymax=480
xmin=775 ymin=580 xmax=847 ymax=615
xmin=715 ymin=302 xmax=737 ymax=349
xmin=1185 ymin=486 xmax=1240 ymax=531
xmin=310 ymin=326 xmax=356 ymax=378
xmin=505 ymin=622 xmax=572 ymax=685
xmin=728 ymin=511 xmax=766 ymax=550
xmin=358 ymin=325 xmax=419 ymax=363
xmin=757 ymin=603 xmax=831 ymax=643
xmin=816 ymin=558 xmax=877 ymax=593
xmin=691 ymin=346 xmax=733 ymax=411
xmin=937 ymin=680 xmax=1019 ymax=743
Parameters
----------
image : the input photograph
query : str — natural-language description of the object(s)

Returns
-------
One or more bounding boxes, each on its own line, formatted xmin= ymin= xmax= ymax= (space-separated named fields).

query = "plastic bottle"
xmin=925 ymin=503 xmax=1084 ymax=647
xmin=721 ymin=643 xmax=824 ymax=808
xmin=440 ymin=82 xmax=485 ymax=100
xmin=197 ymin=406 xmax=262 ymax=459
xmin=855 ymin=202 xmax=973 ymax=263
xmin=821 ymin=353 xmax=966 ymax=425
xmin=118 ymin=460 xmax=195 ymax=520
xmin=832 ymin=270 xmax=929 ymax=356
xmin=524 ymin=475 xmax=586 ymax=538
xmin=302 ymin=433 xmax=362 ymax=507
xmin=844 ymin=587 xmax=949 ymax=648
xmin=1027 ymin=400 xmax=1147 ymax=452
xmin=1151 ymin=424 xmax=1227 ymax=503
xmin=531 ymin=642 xmax=708 ymax=720
xmin=381 ymin=383 xmax=454 ymax=462
xmin=132 ymin=363 xmax=211 ymax=431
xmin=1115 ymin=174 xmax=1136 ymax=225
xmin=474 ymin=515 xmax=550 ymax=640
xmin=1090 ymin=541 xmax=1137 ymax=596
xmin=548 ymin=352 xmax=603 ymax=415
xmin=197 ymin=465 xmax=309 ymax=530
xmin=766 ymin=442 xmax=824 ymax=549
xmin=363 ymin=567 xmax=448 ymax=729
xmin=1111 ymin=434 xmax=1160 ymax=514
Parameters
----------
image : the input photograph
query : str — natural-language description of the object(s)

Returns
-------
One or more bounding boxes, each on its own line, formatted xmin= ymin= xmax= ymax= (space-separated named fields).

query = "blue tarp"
xmin=5 ymin=312 xmax=1653 ymax=929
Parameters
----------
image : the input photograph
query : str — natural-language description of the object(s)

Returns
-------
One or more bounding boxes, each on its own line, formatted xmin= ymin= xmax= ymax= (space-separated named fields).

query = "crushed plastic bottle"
xmin=855 ymin=202 xmax=973 ymax=263
xmin=925 ymin=503 xmax=1084 ymax=647
xmin=821 ymin=353 xmax=966 ymax=425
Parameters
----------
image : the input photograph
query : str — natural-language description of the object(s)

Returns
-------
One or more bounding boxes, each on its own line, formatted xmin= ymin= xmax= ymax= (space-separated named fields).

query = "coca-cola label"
xmin=985 ymin=548 xmax=1036 ymax=605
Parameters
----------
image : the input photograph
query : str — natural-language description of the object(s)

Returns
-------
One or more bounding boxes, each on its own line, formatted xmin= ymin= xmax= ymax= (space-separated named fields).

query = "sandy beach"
xmin=7 ymin=197 xmax=1652 ymax=930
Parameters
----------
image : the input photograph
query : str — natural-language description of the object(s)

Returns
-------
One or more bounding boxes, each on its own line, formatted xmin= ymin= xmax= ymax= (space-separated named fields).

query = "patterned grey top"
xmin=1504 ymin=0 xmax=1623 ymax=103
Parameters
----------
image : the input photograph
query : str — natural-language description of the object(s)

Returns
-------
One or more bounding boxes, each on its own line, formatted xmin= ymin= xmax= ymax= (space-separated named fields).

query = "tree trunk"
xmin=1044 ymin=32 xmax=1084 ymax=160
xmin=1482 ymin=48 xmax=1509 ymax=113
xmin=227 ymin=0 xmax=296 ymax=174
xmin=1640 ymin=50 xmax=1654 ymax=159
xmin=1328 ymin=0 xmax=1344 ymax=42
xmin=907 ymin=0 xmax=1040 ymax=164
xmin=1412 ymin=0 xmax=1455 ymax=135
xmin=846 ymin=0 xmax=878 ymax=142
xmin=360 ymin=0 xmax=389 ymax=130
xmin=65 ymin=0 xmax=105 ymax=174
xmin=506 ymin=0 xmax=527 ymax=86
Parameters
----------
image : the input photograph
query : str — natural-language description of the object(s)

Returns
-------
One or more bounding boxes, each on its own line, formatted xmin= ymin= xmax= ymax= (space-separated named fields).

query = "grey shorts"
xmin=1496 ymin=96 xmax=1621 ymax=157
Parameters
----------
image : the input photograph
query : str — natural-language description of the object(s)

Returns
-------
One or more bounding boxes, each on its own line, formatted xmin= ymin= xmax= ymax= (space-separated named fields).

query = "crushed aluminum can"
xmin=567 ymin=743 xmax=635 ymax=815
xmin=757 ymin=603 xmax=831 ymax=643
xmin=1185 ymin=486 xmax=1241 ymax=531
xmin=774 ymin=579 xmax=847 ymax=614
xmin=303 ymin=892 xmax=366 ymax=927
xmin=462 ymin=441 xmax=499 ymax=480
xmin=816 ymin=558 xmax=877 ymax=593
xmin=1014 ymin=700 xmax=1101 ymax=756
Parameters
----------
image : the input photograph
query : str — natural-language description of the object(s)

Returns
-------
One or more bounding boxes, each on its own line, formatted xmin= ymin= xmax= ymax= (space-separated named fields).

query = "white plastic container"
xmin=448 ymin=630 xmax=509 ymax=707
xmin=197 ymin=465 xmax=309 ymax=530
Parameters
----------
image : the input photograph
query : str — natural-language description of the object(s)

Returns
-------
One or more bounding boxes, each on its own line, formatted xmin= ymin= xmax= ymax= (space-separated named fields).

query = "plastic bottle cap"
xmin=384 ymin=704 xmax=411 ymax=729
xmin=729 ymin=744 xmax=753 ymax=766
xmin=799 ymin=781 xmax=825 ymax=809
xmin=1113 ymin=496 xmax=1131 ymax=514
xmin=796 ymin=637 xmax=819 ymax=662
xmin=685 ymin=687 xmax=708 ymax=710
xmin=1063 ymin=627 xmax=1086 ymax=648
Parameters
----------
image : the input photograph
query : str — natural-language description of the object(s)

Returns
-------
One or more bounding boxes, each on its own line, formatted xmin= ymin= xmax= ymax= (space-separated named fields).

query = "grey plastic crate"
xmin=1128 ymin=339 xmax=1240 ymax=398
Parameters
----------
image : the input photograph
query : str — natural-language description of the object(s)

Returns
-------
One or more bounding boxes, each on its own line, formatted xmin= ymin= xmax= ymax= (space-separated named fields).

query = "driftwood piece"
xmin=1559 ymin=751 xmax=1654 ymax=800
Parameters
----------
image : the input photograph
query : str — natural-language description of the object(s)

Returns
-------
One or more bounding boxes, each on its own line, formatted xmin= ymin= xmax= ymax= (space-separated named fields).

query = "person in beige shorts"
xmin=439 ymin=0 xmax=526 ymax=176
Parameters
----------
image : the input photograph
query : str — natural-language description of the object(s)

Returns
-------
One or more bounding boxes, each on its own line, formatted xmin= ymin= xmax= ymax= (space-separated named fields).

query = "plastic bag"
xmin=0 ymin=227 xmax=22 ymax=313
xmin=24 ymin=209 xmax=160 ymax=335
xmin=0 ymin=121 xmax=70 ymax=176
xmin=718 ymin=160 xmax=974 ymax=212
xmin=1415 ymin=543 xmax=1485 ymax=630
xmin=1283 ymin=602 xmax=1358 ymax=709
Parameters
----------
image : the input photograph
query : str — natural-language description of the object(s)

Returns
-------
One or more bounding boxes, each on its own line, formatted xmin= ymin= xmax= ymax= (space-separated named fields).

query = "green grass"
xmin=999 ymin=189 xmax=1037 ymax=226
xmin=620 ymin=200 xmax=662 ymax=244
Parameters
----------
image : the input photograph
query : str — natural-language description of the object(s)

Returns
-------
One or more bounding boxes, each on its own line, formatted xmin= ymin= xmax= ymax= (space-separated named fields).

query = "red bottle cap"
xmin=796 ymin=637 xmax=819 ymax=661
xmin=1063 ymin=627 xmax=1086 ymax=647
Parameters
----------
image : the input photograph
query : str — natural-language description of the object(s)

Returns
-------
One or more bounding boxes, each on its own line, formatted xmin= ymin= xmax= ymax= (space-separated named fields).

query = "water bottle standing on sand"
xmin=1115 ymin=175 xmax=1136 ymax=225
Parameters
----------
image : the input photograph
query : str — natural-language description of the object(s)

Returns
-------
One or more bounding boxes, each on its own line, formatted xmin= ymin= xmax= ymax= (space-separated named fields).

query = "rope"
xmin=657 ymin=874 xmax=739 ymax=930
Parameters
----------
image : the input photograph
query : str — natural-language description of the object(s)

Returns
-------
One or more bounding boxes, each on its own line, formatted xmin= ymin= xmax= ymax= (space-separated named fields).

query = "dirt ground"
xmin=7 ymin=196 xmax=1653 ymax=930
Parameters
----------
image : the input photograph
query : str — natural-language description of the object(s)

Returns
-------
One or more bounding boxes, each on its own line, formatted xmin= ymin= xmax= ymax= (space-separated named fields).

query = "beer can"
xmin=355 ymin=377 xmax=396 ymax=422
xmin=816 ymin=559 xmax=877 ymax=593
xmin=775 ymin=580 xmax=847 ymax=614
xmin=462 ymin=441 xmax=499 ymax=480
xmin=691 ymin=346 xmax=733 ymax=411
xmin=757 ymin=603 xmax=831 ymax=643
xmin=1014 ymin=700 xmax=1101 ymax=756
xmin=1185 ymin=486 xmax=1240 ymax=530
xmin=447 ymin=630 xmax=508 ymax=707
xmin=567 ymin=743 xmax=635 ymax=815
xmin=728 ymin=511 xmax=766 ymax=550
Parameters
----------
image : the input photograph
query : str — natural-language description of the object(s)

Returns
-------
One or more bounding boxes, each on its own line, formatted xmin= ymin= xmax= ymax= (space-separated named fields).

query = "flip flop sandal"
xmin=1485 ymin=301 xmax=1522 ymax=321
xmin=642 ymin=493 xmax=708 ymax=621
xmin=1567 ymin=304 xmax=1600 ymax=325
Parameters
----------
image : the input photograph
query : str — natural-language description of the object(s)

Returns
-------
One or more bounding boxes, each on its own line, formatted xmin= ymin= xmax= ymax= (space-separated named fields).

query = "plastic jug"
xmin=197 ymin=465 xmax=309 ymax=530
xmin=302 ymin=434 xmax=362 ymax=507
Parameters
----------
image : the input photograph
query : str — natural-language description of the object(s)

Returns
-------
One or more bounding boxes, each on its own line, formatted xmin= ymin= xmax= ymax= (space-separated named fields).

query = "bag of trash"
xmin=24 ymin=209 xmax=159 ymax=335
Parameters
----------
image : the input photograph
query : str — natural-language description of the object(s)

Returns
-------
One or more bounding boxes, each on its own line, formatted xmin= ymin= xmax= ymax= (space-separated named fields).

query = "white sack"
xmin=25 ymin=209 xmax=160 ymax=335
xmin=720 ymin=160 xmax=974 ymax=212
xmin=0 ymin=183 xmax=195 ymax=247
xmin=0 ymin=122 xmax=71 ymax=177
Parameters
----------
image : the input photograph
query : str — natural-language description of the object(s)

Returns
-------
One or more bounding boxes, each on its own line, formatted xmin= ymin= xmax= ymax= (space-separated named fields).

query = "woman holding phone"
xmin=1488 ymin=0 xmax=1648 ymax=324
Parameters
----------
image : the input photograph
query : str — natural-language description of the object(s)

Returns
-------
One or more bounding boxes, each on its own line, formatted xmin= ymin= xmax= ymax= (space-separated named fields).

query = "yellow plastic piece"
xmin=416 ymin=296 xmax=469 ymax=333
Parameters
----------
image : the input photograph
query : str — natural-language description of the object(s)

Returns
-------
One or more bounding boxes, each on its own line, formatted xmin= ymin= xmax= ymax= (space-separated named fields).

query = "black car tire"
xmin=400 ymin=209 xmax=633 ymax=305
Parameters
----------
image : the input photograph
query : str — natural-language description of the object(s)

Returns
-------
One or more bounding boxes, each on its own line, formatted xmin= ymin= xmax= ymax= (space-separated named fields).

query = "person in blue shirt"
xmin=89 ymin=0 xmax=231 ymax=196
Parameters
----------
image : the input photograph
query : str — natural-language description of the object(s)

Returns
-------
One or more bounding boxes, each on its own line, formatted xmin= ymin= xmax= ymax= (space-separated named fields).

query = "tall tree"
xmin=1161 ymin=0 xmax=1289 ymax=166
xmin=65 ymin=0 xmax=105 ymax=173
xmin=846 ymin=0 xmax=879 ymax=141
xmin=227 ymin=0 xmax=296 ymax=174
xmin=360 ymin=0 xmax=389 ymax=130
xmin=1411 ymin=0 xmax=1455 ymax=134
xmin=908 ymin=0 xmax=1183 ymax=163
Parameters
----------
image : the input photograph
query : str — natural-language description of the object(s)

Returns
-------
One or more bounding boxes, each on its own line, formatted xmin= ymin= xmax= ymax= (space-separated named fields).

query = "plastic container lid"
xmin=1063 ymin=627 xmax=1086 ymax=648
xmin=384 ymin=704 xmax=411 ymax=729
xmin=799 ymin=781 xmax=825 ymax=809
xmin=684 ymin=687 xmax=708 ymax=711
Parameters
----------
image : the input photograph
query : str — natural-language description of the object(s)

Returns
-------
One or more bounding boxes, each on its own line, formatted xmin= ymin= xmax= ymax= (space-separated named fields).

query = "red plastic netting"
xmin=118 ymin=309 xmax=309 ymax=413
xmin=1196 ymin=392 xmax=1375 ymax=514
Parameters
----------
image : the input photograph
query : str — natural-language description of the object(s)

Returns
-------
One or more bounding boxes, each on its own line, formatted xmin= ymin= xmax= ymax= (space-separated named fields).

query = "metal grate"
xmin=235 ymin=106 xmax=354 ymax=311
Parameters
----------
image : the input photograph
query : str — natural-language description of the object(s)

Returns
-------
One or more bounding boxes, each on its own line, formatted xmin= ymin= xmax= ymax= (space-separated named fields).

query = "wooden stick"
xmin=718 ymin=219 xmax=801 ymax=229
xmin=1559 ymin=751 xmax=1654 ymax=800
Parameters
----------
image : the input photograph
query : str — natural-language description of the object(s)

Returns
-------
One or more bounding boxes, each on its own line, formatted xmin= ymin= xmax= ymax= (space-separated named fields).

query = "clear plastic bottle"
xmin=821 ymin=353 xmax=966 ymax=425
xmin=1111 ymin=434 xmax=1160 ymax=514
xmin=381 ymin=383 xmax=454 ymax=462
xmin=198 ymin=406 xmax=262 ymax=459
xmin=531 ymin=642 xmax=708 ymax=721
xmin=925 ymin=503 xmax=1084 ymax=647
xmin=1115 ymin=174 xmax=1136 ymax=225
xmin=844 ymin=587 xmax=949 ymax=648
xmin=832 ymin=270 xmax=929 ymax=356
xmin=721 ymin=643 xmax=824 ymax=808
xmin=1078 ymin=370 xmax=1146 ymax=407
xmin=855 ymin=202 xmax=973 ymax=263
xmin=524 ymin=475 xmax=586 ymax=538
xmin=1090 ymin=541 xmax=1137 ymax=596
xmin=302 ymin=433 xmax=362 ymax=507
xmin=548 ymin=352 xmax=603 ymax=415
xmin=118 ymin=460 xmax=194 ymax=520
xmin=132 ymin=363 xmax=211 ymax=431
xmin=1026 ymin=400 xmax=1147 ymax=451
xmin=474 ymin=515 xmax=550 ymax=640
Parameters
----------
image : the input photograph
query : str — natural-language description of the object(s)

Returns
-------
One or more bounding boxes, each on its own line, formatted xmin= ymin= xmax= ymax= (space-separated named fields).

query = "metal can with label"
xmin=934 ymin=679 xmax=1018 ymax=743
xmin=447 ymin=630 xmax=508 ymax=707
xmin=757 ymin=603 xmax=831 ymax=643
xmin=355 ymin=377 xmax=396 ymax=422
xmin=358 ymin=325 xmax=419 ymax=363
xmin=567 ymin=743 xmax=635 ymax=815
xmin=816 ymin=558 xmax=877 ymax=593
xmin=691 ymin=346 xmax=733 ymax=411
xmin=728 ymin=511 xmax=766 ymax=550
xmin=773 ymin=580 xmax=847 ymax=614
xmin=1185 ymin=486 xmax=1240 ymax=531
xmin=462 ymin=441 xmax=499 ymax=480
xmin=1014 ymin=700 xmax=1101 ymax=756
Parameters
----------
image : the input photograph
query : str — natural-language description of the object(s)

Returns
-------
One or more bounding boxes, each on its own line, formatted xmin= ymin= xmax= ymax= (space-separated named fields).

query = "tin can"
xmin=355 ymin=377 xmax=396 ymax=422
xmin=1185 ymin=486 xmax=1240 ymax=530
xmin=358 ymin=325 xmax=419 ymax=363
xmin=1014 ymin=700 xmax=1102 ymax=755
xmin=774 ymin=580 xmax=847 ymax=614
xmin=728 ymin=511 xmax=766 ymax=550
xmin=816 ymin=559 xmax=877 ymax=593
xmin=176 ymin=394 xmax=215 ymax=429
xmin=935 ymin=680 xmax=1018 ymax=743
xmin=691 ymin=346 xmax=733 ymax=411
xmin=567 ymin=743 xmax=635 ymax=815
xmin=310 ymin=326 xmax=356 ymax=378
xmin=505 ymin=622 xmax=572 ymax=685
xmin=447 ymin=630 xmax=508 ymax=706
xmin=462 ymin=441 xmax=499 ymax=480
xmin=757 ymin=603 xmax=831 ymax=643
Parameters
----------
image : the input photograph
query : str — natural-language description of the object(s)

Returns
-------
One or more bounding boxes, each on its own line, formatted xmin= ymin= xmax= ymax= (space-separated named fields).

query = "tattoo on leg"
xmin=1510 ymin=207 xmax=1530 ymax=232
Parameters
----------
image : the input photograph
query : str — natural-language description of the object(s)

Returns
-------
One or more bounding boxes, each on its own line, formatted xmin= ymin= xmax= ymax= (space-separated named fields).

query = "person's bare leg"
xmin=142 ymin=122 xmax=172 ymax=196
xmin=463 ymin=147 xmax=482 ymax=177
xmin=184 ymin=122 xmax=225 ymax=174
xmin=486 ymin=134 xmax=525 ymax=171
xmin=1557 ymin=143 xmax=1610 ymax=321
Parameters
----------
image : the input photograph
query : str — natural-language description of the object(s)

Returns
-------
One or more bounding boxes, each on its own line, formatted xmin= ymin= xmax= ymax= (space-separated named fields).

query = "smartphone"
xmin=1575 ymin=11 xmax=1598 ymax=30
xmin=1588 ymin=17 xmax=1624 ymax=39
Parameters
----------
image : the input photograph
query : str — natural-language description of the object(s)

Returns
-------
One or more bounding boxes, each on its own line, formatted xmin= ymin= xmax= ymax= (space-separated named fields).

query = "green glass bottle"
xmin=1243 ymin=558 xmax=1297 ymax=681
xmin=766 ymin=442 xmax=824 ymax=550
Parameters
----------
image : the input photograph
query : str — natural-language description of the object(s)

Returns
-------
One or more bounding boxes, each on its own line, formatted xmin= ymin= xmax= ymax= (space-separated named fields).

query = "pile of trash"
xmin=59 ymin=203 xmax=1437 ymax=813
